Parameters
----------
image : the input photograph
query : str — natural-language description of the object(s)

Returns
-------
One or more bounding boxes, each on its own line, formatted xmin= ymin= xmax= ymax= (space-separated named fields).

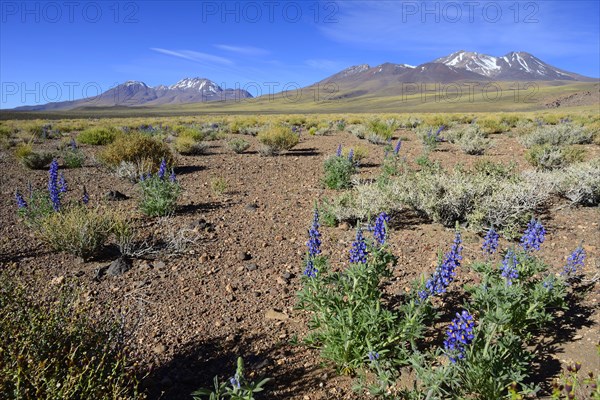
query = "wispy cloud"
xmin=305 ymin=59 xmax=343 ymax=71
xmin=150 ymin=48 xmax=233 ymax=65
xmin=214 ymin=44 xmax=270 ymax=56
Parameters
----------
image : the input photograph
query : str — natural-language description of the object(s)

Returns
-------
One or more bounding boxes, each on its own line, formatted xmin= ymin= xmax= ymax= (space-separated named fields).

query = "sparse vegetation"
xmin=77 ymin=127 xmax=119 ymax=145
xmin=100 ymin=133 xmax=174 ymax=173
xmin=257 ymin=125 xmax=299 ymax=155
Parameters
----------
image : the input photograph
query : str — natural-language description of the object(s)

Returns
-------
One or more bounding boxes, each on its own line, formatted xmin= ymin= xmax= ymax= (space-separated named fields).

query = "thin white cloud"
xmin=305 ymin=59 xmax=343 ymax=71
xmin=150 ymin=48 xmax=233 ymax=65
xmin=214 ymin=44 xmax=270 ymax=56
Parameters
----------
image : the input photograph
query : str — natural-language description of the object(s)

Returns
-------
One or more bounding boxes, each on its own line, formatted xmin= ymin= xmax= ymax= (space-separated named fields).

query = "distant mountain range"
xmin=14 ymin=78 xmax=252 ymax=111
xmin=11 ymin=50 xmax=597 ymax=111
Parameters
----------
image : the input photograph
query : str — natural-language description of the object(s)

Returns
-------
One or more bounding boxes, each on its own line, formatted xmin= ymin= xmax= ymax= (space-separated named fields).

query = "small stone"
xmin=107 ymin=257 xmax=132 ymax=276
xmin=245 ymin=203 xmax=258 ymax=211
xmin=50 ymin=276 xmax=65 ymax=286
xmin=274 ymin=235 xmax=284 ymax=242
xmin=573 ymin=334 xmax=583 ymax=340
xmin=265 ymin=309 xmax=289 ymax=321
xmin=215 ymin=320 xmax=223 ymax=327
xmin=199 ymin=253 xmax=209 ymax=263
xmin=276 ymin=277 xmax=288 ymax=285
xmin=238 ymin=251 xmax=251 ymax=261
xmin=282 ymin=272 xmax=292 ymax=280
xmin=245 ymin=264 xmax=258 ymax=272
xmin=339 ymin=221 xmax=350 ymax=230
xmin=225 ymin=283 xmax=234 ymax=293
xmin=155 ymin=261 xmax=166 ymax=269
xmin=153 ymin=343 xmax=166 ymax=355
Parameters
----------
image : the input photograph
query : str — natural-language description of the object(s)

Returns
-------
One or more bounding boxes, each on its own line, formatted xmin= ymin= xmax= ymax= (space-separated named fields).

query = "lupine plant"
xmin=298 ymin=211 xmax=583 ymax=399
xmin=191 ymin=357 xmax=270 ymax=400
xmin=138 ymin=158 xmax=182 ymax=216
xmin=323 ymin=148 xmax=356 ymax=189
xmin=297 ymin=212 xmax=428 ymax=374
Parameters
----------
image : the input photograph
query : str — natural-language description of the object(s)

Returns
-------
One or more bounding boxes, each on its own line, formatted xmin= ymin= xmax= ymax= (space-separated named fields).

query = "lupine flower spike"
xmin=59 ymin=173 xmax=68 ymax=193
xmin=336 ymin=144 xmax=342 ymax=157
xmin=482 ymin=227 xmax=499 ymax=255
xmin=562 ymin=245 xmax=586 ymax=276
xmin=303 ymin=259 xmax=318 ymax=278
xmin=367 ymin=351 xmax=380 ymax=361
xmin=500 ymin=249 xmax=519 ymax=285
xmin=520 ymin=218 xmax=545 ymax=252
xmin=393 ymin=139 xmax=402 ymax=155
xmin=82 ymin=186 xmax=89 ymax=205
xmin=169 ymin=169 xmax=177 ymax=183
xmin=307 ymin=208 xmax=321 ymax=257
xmin=444 ymin=310 xmax=475 ymax=363
xmin=349 ymin=226 xmax=368 ymax=264
xmin=158 ymin=158 xmax=167 ymax=180
xmin=348 ymin=149 xmax=354 ymax=163
xmin=373 ymin=212 xmax=390 ymax=246
xmin=15 ymin=190 xmax=28 ymax=209
xmin=419 ymin=231 xmax=462 ymax=300
xmin=48 ymin=159 xmax=61 ymax=211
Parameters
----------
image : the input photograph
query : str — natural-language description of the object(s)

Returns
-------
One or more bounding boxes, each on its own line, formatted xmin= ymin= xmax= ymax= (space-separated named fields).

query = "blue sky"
xmin=1 ymin=0 xmax=599 ymax=108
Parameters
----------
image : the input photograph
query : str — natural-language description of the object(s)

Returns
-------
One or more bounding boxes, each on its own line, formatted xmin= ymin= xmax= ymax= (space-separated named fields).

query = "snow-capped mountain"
xmin=433 ymin=50 xmax=592 ymax=81
xmin=14 ymin=78 xmax=252 ymax=111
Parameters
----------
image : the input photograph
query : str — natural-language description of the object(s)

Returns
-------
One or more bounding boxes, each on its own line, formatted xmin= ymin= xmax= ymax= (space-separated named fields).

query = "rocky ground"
xmin=0 ymin=127 xmax=598 ymax=399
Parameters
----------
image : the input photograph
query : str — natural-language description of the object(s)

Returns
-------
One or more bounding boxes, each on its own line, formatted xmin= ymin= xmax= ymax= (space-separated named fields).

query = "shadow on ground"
xmin=141 ymin=333 xmax=323 ymax=400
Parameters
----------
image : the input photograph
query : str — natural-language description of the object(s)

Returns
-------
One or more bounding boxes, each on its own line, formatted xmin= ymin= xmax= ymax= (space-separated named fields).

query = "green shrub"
xmin=519 ymin=123 xmax=593 ymax=148
xmin=100 ymin=133 xmax=174 ymax=172
xmin=525 ymin=144 xmax=585 ymax=170
xmin=479 ymin=117 xmax=507 ymax=134
xmin=139 ymin=169 xmax=181 ymax=216
xmin=227 ymin=138 xmax=251 ymax=154
xmin=0 ymin=274 xmax=142 ymax=399
xmin=210 ymin=177 xmax=229 ymax=196
xmin=257 ymin=126 xmax=298 ymax=155
xmin=347 ymin=124 xmax=366 ymax=139
xmin=367 ymin=119 xmax=396 ymax=141
xmin=34 ymin=205 xmax=115 ymax=260
xmin=20 ymin=151 xmax=54 ymax=170
xmin=456 ymin=125 xmax=491 ymax=155
xmin=174 ymin=135 xmax=208 ymax=155
xmin=323 ymin=155 xmax=356 ymax=190
xmin=77 ymin=127 xmax=119 ymax=145
xmin=61 ymin=141 xmax=86 ymax=168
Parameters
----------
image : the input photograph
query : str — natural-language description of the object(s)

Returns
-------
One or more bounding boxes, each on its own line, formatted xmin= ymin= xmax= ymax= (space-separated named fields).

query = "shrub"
xmin=61 ymin=140 xmax=86 ymax=168
xmin=138 ymin=160 xmax=181 ymax=216
xmin=520 ymin=123 xmax=593 ymax=148
xmin=100 ymin=133 xmax=174 ymax=173
xmin=0 ymin=274 xmax=142 ymax=399
xmin=456 ymin=125 xmax=491 ymax=155
xmin=479 ymin=117 xmax=507 ymax=134
xmin=227 ymin=138 xmax=251 ymax=154
xmin=347 ymin=124 xmax=366 ymax=139
xmin=418 ymin=125 xmax=445 ymax=151
xmin=210 ymin=177 xmax=229 ymax=196
xmin=77 ymin=127 xmax=119 ymax=145
xmin=367 ymin=119 xmax=396 ymax=141
xmin=20 ymin=150 xmax=54 ymax=170
xmin=323 ymin=155 xmax=356 ymax=190
xmin=174 ymin=135 xmax=208 ymax=155
xmin=525 ymin=144 xmax=585 ymax=170
xmin=34 ymin=204 xmax=115 ymax=260
xmin=257 ymin=126 xmax=298 ymax=155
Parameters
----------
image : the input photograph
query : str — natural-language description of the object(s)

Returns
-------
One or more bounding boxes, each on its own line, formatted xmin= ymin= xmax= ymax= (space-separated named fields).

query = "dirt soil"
xmin=1 ymin=128 xmax=599 ymax=399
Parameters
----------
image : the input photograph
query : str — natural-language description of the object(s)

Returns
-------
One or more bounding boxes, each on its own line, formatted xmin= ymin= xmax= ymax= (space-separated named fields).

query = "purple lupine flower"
xmin=367 ymin=351 xmax=380 ymax=361
xmin=444 ymin=310 xmax=475 ymax=363
xmin=349 ymin=226 xmax=367 ymax=264
xmin=542 ymin=277 xmax=554 ymax=291
xmin=82 ymin=186 xmax=89 ymax=204
xmin=482 ymin=227 xmax=500 ymax=255
xmin=307 ymin=208 xmax=321 ymax=257
xmin=348 ymin=149 xmax=354 ymax=162
xmin=303 ymin=259 xmax=318 ymax=278
xmin=562 ymin=246 xmax=586 ymax=276
xmin=419 ymin=231 xmax=463 ymax=300
xmin=336 ymin=144 xmax=342 ymax=157
xmin=48 ymin=159 xmax=60 ymax=211
xmin=500 ymin=249 xmax=519 ymax=285
xmin=393 ymin=139 xmax=402 ymax=155
xmin=229 ymin=373 xmax=241 ymax=390
xmin=520 ymin=218 xmax=545 ymax=252
xmin=169 ymin=169 xmax=177 ymax=183
xmin=70 ymin=138 xmax=77 ymax=150
xmin=373 ymin=212 xmax=390 ymax=246
xmin=15 ymin=190 xmax=28 ymax=209
xmin=158 ymin=158 xmax=167 ymax=180
xmin=58 ymin=172 xmax=67 ymax=193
